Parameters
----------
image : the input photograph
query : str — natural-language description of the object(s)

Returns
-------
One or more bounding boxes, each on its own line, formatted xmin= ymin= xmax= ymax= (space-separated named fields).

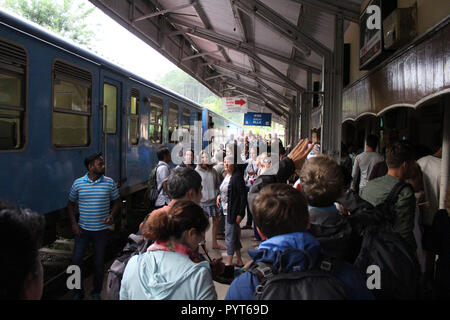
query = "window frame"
xmin=129 ymin=88 xmax=140 ymax=146
xmin=51 ymin=59 xmax=92 ymax=149
xmin=102 ymin=82 xmax=118 ymax=135
xmin=0 ymin=37 xmax=28 ymax=153
xmin=168 ymin=101 xmax=179 ymax=144
xmin=148 ymin=94 xmax=163 ymax=145
xmin=182 ymin=107 xmax=191 ymax=131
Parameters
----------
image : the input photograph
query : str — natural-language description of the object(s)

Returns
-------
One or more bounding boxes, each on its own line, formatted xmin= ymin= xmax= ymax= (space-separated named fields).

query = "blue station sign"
xmin=244 ymin=112 xmax=272 ymax=126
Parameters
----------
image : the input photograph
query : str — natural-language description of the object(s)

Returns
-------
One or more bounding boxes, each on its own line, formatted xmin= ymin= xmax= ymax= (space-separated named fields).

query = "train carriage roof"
xmin=0 ymin=8 xmax=242 ymax=129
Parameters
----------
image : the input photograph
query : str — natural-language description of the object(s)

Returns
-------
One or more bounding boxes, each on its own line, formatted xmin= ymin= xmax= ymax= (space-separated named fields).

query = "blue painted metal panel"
xmin=0 ymin=10 xmax=243 ymax=217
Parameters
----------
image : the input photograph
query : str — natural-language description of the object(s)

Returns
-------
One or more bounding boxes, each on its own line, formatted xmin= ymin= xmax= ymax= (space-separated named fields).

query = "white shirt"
xmin=351 ymin=151 xmax=384 ymax=192
xmin=220 ymin=175 xmax=231 ymax=216
xmin=155 ymin=161 xmax=171 ymax=206
xmin=417 ymin=155 xmax=441 ymax=226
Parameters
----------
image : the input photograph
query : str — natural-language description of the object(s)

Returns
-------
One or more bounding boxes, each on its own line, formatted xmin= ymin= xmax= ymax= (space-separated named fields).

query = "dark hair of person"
xmin=252 ymin=184 xmax=309 ymax=238
xmin=299 ymin=155 xmax=344 ymax=207
xmin=167 ymin=167 xmax=202 ymax=199
xmin=404 ymin=162 xmax=424 ymax=193
xmin=143 ymin=200 xmax=209 ymax=241
xmin=84 ymin=152 xmax=102 ymax=170
xmin=198 ymin=150 xmax=213 ymax=169
xmin=339 ymin=164 xmax=353 ymax=190
xmin=157 ymin=146 xmax=170 ymax=161
xmin=366 ymin=134 xmax=379 ymax=150
xmin=386 ymin=141 xmax=415 ymax=169
xmin=0 ymin=201 xmax=45 ymax=299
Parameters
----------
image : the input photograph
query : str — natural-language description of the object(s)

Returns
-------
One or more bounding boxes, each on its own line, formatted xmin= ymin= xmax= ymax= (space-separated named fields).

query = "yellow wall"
xmin=398 ymin=0 xmax=450 ymax=35
xmin=344 ymin=0 xmax=450 ymax=87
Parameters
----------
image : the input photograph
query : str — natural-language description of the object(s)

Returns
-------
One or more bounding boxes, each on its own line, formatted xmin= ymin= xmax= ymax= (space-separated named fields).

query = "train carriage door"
xmin=101 ymin=75 xmax=122 ymax=185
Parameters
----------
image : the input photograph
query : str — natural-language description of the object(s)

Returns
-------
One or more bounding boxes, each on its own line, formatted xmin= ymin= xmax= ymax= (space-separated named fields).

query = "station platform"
xmin=59 ymin=216 xmax=258 ymax=300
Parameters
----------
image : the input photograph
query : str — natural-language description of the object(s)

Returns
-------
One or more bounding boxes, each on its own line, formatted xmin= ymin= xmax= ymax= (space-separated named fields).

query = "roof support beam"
xmin=168 ymin=18 xmax=321 ymax=74
xmin=205 ymin=74 xmax=224 ymax=81
xmin=285 ymin=6 xmax=303 ymax=98
xmin=169 ymin=19 xmax=307 ymax=93
xmin=205 ymin=59 xmax=297 ymax=90
xmin=133 ymin=1 xmax=195 ymax=22
xmin=190 ymin=0 xmax=235 ymax=74
xmin=232 ymin=0 xmax=311 ymax=57
xmin=288 ymin=0 xmax=360 ymax=23
xmin=181 ymin=50 xmax=221 ymax=61
xmin=253 ymin=77 xmax=293 ymax=107
xmin=229 ymin=0 xmax=259 ymax=72
xmin=233 ymin=0 xmax=332 ymax=57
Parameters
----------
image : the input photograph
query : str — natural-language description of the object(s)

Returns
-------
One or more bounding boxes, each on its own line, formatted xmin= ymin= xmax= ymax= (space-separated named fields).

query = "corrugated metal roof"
xmin=89 ymin=0 xmax=365 ymax=125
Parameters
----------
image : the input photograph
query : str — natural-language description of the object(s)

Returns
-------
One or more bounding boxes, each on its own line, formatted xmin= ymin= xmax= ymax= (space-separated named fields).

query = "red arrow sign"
xmin=235 ymin=99 xmax=246 ymax=106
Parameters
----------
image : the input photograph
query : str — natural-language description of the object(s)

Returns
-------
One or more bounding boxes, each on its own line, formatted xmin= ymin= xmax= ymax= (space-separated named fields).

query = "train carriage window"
xmin=149 ymin=95 xmax=163 ymax=144
xmin=168 ymin=102 xmax=179 ymax=143
xmin=52 ymin=60 xmax=91 ymax=147
xmin=103 ymin=83 xmax=117 ymax=134
xmin=182 ymin=108 xmax=190 ymax=131
xmin=0 ymin=39 xmax=26 ymax=150
xmin=130 ymin=88 xmax=140 ymax=145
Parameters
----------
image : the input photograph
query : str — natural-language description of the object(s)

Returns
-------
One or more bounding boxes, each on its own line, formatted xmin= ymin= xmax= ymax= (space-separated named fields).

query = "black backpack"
xmin=341 ymin=182 xmax=421 ymax=300
xmin=249 ymin=248 xmax=348 ymax=300
xmin=145 ymin=164 xmax=163 ymax=209
xmin=308 ymin=216 xmax=359 ymax=264
xmin=105 ymin=233 xmax=152 ymax=300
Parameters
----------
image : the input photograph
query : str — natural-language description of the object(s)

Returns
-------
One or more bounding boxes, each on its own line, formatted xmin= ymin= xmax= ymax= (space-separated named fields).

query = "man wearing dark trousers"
xmin=68 ymin=152 xmax=120 ymax=300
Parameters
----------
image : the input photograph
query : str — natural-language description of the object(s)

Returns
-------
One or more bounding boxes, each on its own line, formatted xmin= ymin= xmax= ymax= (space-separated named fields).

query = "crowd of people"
xmin=1 ymin=129 xmax=449 ymax=301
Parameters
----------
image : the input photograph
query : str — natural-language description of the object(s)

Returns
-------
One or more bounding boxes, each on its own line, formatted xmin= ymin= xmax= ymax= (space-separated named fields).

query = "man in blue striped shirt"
xmin=67 ymin=152 xmax=120 ymax=300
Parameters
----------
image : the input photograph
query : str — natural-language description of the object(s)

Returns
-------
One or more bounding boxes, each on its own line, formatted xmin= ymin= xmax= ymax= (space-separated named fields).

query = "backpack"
xmin=354 ymin=225 xmax=420 ymax=300
xmin=105 ymin=233 xmax=152 ymax=300
xmin=343 ymin=182 xmax=421 ymax=299
xmin=249 ymin=248 xmax=348 ymax=300
xmin=308 ymin=216 xmax=359 ymax=264
xmin=145 ymin=164 xmax=163 ymax=209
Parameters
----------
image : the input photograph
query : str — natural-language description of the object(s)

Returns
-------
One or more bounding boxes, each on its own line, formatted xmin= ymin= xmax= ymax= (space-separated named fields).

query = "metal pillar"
xmin=294 ymin=91 xmax=300 ymax=143
xmin=439 ymin=97 xmax=449 ymax=209
xmin=301 ymin=71 xmax=312 ymax=139
xmin=321 ymin=14 xmax=343 ymax=161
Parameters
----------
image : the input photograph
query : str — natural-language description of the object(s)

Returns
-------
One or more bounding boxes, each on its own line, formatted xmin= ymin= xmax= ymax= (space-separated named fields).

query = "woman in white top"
xmin=196 ymin=151 xmax=226 ymax=250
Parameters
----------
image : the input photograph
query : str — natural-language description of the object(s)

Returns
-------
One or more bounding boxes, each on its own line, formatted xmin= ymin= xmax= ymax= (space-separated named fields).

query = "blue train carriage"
xmin=202 ymin=108 xmax=243 ymax=154
xmin=0 ymin=9 xmax=242 ymax=243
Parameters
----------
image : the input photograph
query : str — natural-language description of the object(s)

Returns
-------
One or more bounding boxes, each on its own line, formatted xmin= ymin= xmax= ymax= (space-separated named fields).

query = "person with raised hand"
xmin=247 ymin=138 xmax=314 ymax=216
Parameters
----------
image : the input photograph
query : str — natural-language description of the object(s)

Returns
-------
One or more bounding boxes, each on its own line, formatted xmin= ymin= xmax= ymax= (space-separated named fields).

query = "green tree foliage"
xmin=1 ymin=0 xmax=96 ymax=46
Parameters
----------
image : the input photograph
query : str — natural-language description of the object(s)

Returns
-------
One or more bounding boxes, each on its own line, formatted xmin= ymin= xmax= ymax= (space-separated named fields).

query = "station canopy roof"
xmin=89 ymin=0 xmax=363 ymax=125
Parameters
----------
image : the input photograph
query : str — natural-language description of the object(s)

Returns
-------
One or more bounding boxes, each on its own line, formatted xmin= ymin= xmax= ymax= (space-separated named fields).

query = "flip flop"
xmin=234 ymin=262 xmax=244 ymax=268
